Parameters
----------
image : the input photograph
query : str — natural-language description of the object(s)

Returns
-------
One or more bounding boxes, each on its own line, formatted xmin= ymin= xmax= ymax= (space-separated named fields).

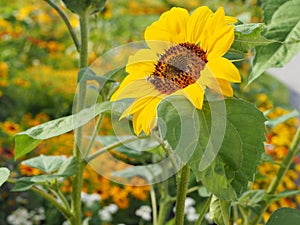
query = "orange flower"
xmin=1 ymin=121 xmax=21 ymax=136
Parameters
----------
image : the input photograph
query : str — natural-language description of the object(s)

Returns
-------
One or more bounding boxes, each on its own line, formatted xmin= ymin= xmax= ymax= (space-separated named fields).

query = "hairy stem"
xmin=71 ymin=10 xmax=89 ymax=225
xmin=175 ymin=164 xmax=190 ymax=225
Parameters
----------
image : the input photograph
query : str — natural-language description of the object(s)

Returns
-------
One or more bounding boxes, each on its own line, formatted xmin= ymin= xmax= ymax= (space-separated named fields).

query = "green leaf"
xmin=266 ymin=208 xmax=300 ymax=225
xmin=250 ymin=0 xmax=300 ymax=83
xmin=22 ymin=155 xmax=65 ymax=173
xmin=12 ymin=177 xmax=34 ymax=192
xmin=0 ymin=167 xmax=10 ymax=187
xmin=210 ymin=195 xmax=231 ymax=225
xmin=267 ymin=190 xmax=300 ymax=203
xmin=232 ymin=23 xmax=273 ymax=53
xmin=78 ymin=67 xmax=115 ymax=84
xmin=188 ymin=99 xmax=266 ymax=200
xmin=265 ymin=109 xmax=299 ymax=129
xmin=157 ymin=96 xmax=200 ymax=163
xmin=262 ymin=0 xmax=288 ymax=24
xmin=238 ymin=190 xmax=266 ymax=205
xmin=14 ymin=101 xmax=112 ymax=159
xmin=57 ymin=156 xmax=77 ymax=176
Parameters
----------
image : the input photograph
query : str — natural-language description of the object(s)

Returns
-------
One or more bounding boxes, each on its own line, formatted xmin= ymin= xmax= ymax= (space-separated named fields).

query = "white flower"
xmin=184 ymin=197 xmax=195 ymax=211
xmin=186 ymin=207 xmax=199 ymax=222
xmin=98 ymin=209 xmax=112 ymax=221
xmin=135 ymin=205 xmax=152 ymax=221
xmin=81 ymin=192 xmax=101 ymax=207
xmin=106 ymin=204 xmax=118 ymax=214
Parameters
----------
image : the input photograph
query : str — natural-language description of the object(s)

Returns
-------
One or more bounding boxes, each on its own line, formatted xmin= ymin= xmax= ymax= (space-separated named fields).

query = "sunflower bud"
xmin=62 ymin=0 xmax=106 ymax=16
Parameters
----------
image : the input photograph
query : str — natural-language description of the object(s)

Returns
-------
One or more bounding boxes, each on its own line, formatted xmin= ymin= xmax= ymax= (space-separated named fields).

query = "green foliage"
xmin=266 ymin=208 xmax=300 ymax=225
xmin=232 ymin=23 xmax=273 ymax=53
xmin=158 ymin=97 xmax=266 ymax=200
xmin=265 ymin=109 xmax=299 ymax=129
xmin=250 ymin=0 xmax=300 ymax=83
xmin=0 ymin=167 xmax=10 ymax=187
xmin=22 ymin=155 xmax=65 ymax=173
xmin=12 ymin=156 xmax=77 ymax=192
xmin=14 ymin=102 xmax=112 ymax=159
xmin=209 ymin=195 xmax=231 ymax=225
xmin=196 ymin=99 xmax=265 ymax=200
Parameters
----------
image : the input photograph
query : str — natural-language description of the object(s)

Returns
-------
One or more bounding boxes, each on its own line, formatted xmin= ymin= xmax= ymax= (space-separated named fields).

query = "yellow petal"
xmin=207 ymin=25 xmax=235 ymax=58
xmin=200 ymin=7 xmax=225 ymax=51
xmin=121 ymin=49 xmax=157 ymax=88
xmin=132 ymin=97 xmax=162 ymax=135
xmin=206 ymin=57 xmax=241 ymax=83
xmin=204 ymin=78 xmax=234 ymax=96
xmin=145 ymin=7 xmax=189 ymax=52
xmin=187 ymin=6 xmax=213 ymax=43
xmin=224 ymin=16 xmax=237 ymax=24
xmin=111 ymin=79 xmax=159 ymax=101
xmin=177 ymin=82 xmax=205 ymax=109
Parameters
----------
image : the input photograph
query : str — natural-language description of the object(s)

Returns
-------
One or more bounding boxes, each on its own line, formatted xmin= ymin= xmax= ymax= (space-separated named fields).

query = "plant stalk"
xmin=71 ymin=10 xmax=89 ymax=225
xmin=44 ymin=0 xmax=80 ymax=52
xmin=195 ymin=194 xmax=212 ymax=225
xmin=175 ymin=164 xmax=190 ymax=225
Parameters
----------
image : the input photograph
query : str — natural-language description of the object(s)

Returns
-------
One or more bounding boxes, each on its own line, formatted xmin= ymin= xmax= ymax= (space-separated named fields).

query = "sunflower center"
xmin=147 ymin=42 xmax=207 ymax=94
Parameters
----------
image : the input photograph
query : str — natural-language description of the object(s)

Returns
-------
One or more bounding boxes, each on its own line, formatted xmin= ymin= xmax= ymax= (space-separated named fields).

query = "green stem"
xmin=150 ymin=186 xmax=158 ymax=225
xmin=85 ymin=114 xmax=103 ymax=157
xmin=175 ymin=164 xmax=190 ymax=225
xmin=44 ymin=0 xmax=80 ymax=52
xmin=157 ymin=197 xmax=171 ymax=225
xmin=250 ymin=126 xmax=300 ymax=225
xmin=195 ymin=194 xmax=212 ymax=225
xmin=87 ymin=136 xmax=146 ymax=162
xmin=7 ymin=179 xmax=73 ymax=221
xmin=71 ymin=10 xmax=89 ymax=225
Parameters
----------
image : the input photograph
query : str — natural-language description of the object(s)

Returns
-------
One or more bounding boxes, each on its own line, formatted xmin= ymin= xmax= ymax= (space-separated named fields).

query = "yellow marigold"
xmin=111 ymin=6 xmax=240 ymax=135
xmin=0 ymin=62 xmax=8 ymax=78
xmin=0 ymin=79 xmax=8 ymax=87
xmin=13 ymin=78 xmax=30 ymax=88
xmin=1 ymin=121 xmax=21 ymax=136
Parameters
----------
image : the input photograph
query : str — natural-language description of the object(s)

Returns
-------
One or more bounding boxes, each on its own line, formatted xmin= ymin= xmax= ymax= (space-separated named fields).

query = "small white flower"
xmin=135 ymin=205 xmax=152 ymax=221
xmin=81 ymin=192 xmax=101 ymax=207
xmin=98 ymin=209 xmax=112 ymax=221
xmin=186 ymin=207 xmax=199 ymax=222
xmin=106 ymin=204 xmax=118 ymax=214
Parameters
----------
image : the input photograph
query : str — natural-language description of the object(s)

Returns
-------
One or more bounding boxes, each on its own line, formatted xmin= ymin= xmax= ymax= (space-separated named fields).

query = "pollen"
xmin=147 ymin=42 xmax=207 ymax=94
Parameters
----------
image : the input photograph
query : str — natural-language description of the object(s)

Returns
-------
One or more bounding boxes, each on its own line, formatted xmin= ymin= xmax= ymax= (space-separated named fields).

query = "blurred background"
xmin=1 ymin=0 xmax=300 ymax=224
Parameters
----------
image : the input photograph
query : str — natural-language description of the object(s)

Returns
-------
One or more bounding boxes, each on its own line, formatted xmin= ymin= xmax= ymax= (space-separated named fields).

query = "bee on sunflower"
xmin=111 ymin=6 xmax=241 ymax=135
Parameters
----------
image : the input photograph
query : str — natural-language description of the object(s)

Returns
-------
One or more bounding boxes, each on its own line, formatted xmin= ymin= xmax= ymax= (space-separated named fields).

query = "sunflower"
xmin=111 ymin=6 xmax=241 ymax=135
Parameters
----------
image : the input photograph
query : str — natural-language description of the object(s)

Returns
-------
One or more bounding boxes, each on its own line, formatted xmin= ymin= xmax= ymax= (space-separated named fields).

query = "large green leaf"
xmin=266 ymin=208 xmax=300 ymax=225
xmin=12 ymin=156 xmax=77 ymax=192
xmin=210 ymin=195 xmax=231 ymax=225
xmin=22 ymin=155 xmax=65 ymax=173
xmin=250 ymin=0 xmax=300 ymax=83
xmin=188 ymin=99 xmax=266 ymax=200
xmin=0 ymin=167 xmax=10 ymax=187
xmin=232 ymin=23 xmax=273 ymax=53
xmin=157 ymin=96 xmax=200 ymax=163
xmin=14 ymin=101 xmax=112 ymax=159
